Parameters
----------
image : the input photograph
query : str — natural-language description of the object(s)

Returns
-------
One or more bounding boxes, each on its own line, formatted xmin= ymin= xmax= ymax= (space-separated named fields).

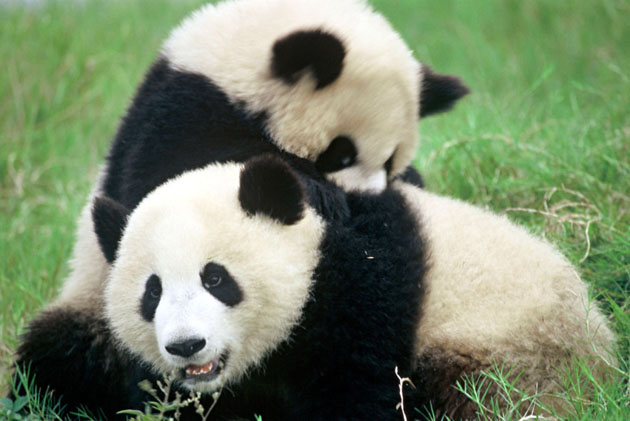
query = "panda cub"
xmin=18 ymin=157 xmax=425 ymax=420
xmin=54 ymin=0 xmax=467 ymax=315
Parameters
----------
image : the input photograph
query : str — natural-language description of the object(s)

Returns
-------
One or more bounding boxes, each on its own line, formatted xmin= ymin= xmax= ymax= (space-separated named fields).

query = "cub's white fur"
xmin=106 ymin=163 xmax=324 ymax=390
xmin=164 ymin=0 xmax=420 ymax=190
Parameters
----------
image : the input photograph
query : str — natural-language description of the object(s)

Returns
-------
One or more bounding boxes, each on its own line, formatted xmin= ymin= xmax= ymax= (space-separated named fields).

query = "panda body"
xmin=395 ymin=181 xmax=616 ymax=418
xmin=101 ymin=157 xmax=426 ymax=419
xmin=17 ymin=158 xmax=425 ymax=420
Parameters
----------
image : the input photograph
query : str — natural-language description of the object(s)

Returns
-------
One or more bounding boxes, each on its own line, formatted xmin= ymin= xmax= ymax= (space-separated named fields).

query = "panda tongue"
xmin=186 ymin=361 xmax=214 ymax=376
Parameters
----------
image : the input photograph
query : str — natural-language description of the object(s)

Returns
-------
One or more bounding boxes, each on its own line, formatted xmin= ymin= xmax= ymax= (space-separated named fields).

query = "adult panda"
xmin=18 ymin=157 xmax=426 ymax=420
xmin=54 ymin=0 xmax=468 ymax=313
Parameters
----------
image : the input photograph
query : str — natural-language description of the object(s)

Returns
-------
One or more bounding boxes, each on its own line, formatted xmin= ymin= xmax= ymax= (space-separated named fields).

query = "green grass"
xmin=1 ymin=0 xmax=629 ymax=419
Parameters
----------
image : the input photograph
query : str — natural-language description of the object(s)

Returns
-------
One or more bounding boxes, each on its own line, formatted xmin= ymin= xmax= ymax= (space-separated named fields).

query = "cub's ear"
xmin=271 ymin=29 xmax=346 ymax=90
xmin=420 ymin=65 xmax=470 ymax=117
xmin=239 ymin=155 xmax=305 ymax=225
xmin=92 ymin=196 xmax=130 ymax=263
xmin=396 ymin=166 xmax=425 ymax=189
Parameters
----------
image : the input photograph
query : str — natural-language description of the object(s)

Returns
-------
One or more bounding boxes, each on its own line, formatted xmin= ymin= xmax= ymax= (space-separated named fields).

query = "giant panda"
xmin=17 ymin=157 xmax=426 ymax=419
xmin=53 ymin=0 xmax=468 ymax=315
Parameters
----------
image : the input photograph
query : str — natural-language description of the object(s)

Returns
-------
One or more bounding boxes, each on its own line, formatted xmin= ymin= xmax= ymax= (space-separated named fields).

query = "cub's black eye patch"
xmin=201 ymin=263 xmax=243 ymax=307
xmin=140 ymin=275 xmax=162 ymax=322
xmin=314 ymin=136 xmax=357 ymax=173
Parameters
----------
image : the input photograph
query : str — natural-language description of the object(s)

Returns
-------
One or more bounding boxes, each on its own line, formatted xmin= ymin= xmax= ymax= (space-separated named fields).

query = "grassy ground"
xmin=1 ymin=0 xmax=629 ymax=419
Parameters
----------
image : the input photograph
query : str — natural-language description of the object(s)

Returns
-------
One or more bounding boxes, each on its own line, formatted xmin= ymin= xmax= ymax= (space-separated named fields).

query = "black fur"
xmin=140 ymin=274 xmax=162 ymax=322
xmin=397 ymin=165 xmax=425 ymax=189
xmin=12 ymin=308 xmax=154 ymax=420
xmin=200 ymin=262 xmax=243 ymax=307
xmin=103 ymin=58 xmax=277 ymax=211
xmin=100 ymin=57 xmax=348 ymax=222
xmin=409 ymin=349 xmax=485 ymax=420
xmin=271 ymin=29 xmax=346 ymax=90
xmin=314 ymin=135 xmax=357 ymax=173
xmin=92 ymin=196 xmax=130 ymax=263
xmin=14 ymin=165 xmax=426 ymax=420
xmin=205 ymin=187 xmax=426 ymax=420
xmin=239 ymin=156 xmax=305 ymax=225
xmin=420 ymin=65 xmax=470 ymax=117
xmin=285 ymin=188 xmax=425 ymax=420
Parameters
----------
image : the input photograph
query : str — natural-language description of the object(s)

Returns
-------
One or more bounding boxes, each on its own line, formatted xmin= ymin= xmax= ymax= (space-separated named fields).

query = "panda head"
xmin=93 ymin=157 xmax=324 ymax=392
xmin=163 ymin=0 xmax=468 ymax=192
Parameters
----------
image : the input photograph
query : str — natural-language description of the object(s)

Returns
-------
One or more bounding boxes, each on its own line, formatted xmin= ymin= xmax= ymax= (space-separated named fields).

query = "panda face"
xmin=141 ymin=259 xmax=249 ymax=391
xmin=103 ymin=160 xmax=324 ymax=392
xmin=137 ymin=263 xmax=242 ymax=391
xmin=162 ymin=0 xmax=422 ymax=192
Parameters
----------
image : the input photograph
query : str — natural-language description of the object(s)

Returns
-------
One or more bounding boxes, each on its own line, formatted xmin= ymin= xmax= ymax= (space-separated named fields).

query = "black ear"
xmin=92 ymin=196 xmax=130 ymax=263
xmin=420 ymin=65 xmax=470 ymax=117
xmin=271 ymin=29 xmax=346 ymax=90
xmin=396 ymin=166 xmax=425 ymax=189
xmin=239 ymin=156 xmax=305 ymax=225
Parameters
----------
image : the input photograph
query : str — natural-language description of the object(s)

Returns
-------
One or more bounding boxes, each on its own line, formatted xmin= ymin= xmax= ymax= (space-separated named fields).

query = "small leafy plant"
xmin=118 ymin=371 xmax=222 ymax=421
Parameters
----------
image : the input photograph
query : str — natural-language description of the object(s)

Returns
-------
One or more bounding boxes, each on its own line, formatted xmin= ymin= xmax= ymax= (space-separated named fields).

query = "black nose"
xmin=165 ymin=338 xmax=206 ymax=358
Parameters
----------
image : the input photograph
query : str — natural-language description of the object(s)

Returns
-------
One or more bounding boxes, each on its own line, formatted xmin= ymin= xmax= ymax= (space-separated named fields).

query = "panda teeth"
xmin=200 ymin=362 xmax=213 ymax=374
xmin=185 ymin=361 xmax=214 ymax=376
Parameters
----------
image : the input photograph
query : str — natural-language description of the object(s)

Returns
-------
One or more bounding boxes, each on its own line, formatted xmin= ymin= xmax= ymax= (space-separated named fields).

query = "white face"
xmin=105 ymin=163 xmax=324 ymax=392
xmin=163 ymin=0 xmax=420 ymax=192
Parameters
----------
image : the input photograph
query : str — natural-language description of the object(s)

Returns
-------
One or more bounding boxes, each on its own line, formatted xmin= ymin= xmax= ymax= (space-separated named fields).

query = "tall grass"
xmin=1 ymin=0 xmax=629 ymax=419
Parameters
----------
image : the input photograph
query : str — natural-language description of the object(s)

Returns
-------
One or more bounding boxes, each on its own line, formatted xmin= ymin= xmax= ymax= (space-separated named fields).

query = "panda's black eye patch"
xmin=201 ymin=263 xmax=243 ymax=307
xmin=140 ymin=275 xmax=162 ymax=322
xmin=314 ymin=136 xmax=357 ymax=173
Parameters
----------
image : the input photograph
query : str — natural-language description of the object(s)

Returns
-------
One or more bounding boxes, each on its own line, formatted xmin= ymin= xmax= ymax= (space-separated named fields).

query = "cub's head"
xmin=163 ymin=0 xmax=468 ymax=192
xmin=93 ymin=158 xmax=324 ymax=392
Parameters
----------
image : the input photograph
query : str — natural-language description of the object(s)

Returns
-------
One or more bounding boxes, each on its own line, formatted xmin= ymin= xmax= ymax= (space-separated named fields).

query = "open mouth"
xmin=181 ymin=352 xmax=228 ymax=384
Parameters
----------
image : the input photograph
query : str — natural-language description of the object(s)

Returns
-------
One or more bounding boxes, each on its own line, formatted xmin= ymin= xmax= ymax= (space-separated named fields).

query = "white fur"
xmin=395 ymin=182 xmax=616 ymax=402
xmin=106 ymin=163 xmax=325 ymax=391
xmin=53 ymin=168 xmax=109 ymax=312
xmin=153 ymin=277 xmax=239 ymax=389
xmin=328 ymin=167 xmax=387 ymax=192
xmin=163 ymin=0 xmax=421 ymax=190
